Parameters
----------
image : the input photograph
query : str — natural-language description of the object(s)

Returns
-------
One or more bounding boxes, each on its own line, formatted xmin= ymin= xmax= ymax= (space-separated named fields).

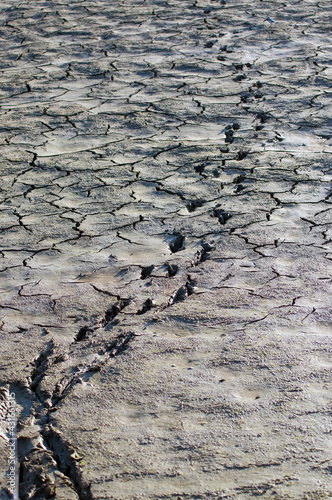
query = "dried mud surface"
xmin=0 ymin=0 xmax=331 ymax=498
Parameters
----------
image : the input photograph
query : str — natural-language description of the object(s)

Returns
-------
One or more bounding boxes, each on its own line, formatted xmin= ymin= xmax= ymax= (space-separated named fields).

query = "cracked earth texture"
xmin=0 ymin=0 xmax=331 ymax=498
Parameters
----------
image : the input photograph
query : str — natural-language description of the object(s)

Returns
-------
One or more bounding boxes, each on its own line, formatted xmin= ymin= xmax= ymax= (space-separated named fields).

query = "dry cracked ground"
xmin=0 ymin=0 xmax=331 ymax=499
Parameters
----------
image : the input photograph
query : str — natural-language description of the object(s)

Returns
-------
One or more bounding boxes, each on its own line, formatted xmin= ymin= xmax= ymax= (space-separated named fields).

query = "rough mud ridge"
xmin=0 ymin=0 xmax=331 ymax=498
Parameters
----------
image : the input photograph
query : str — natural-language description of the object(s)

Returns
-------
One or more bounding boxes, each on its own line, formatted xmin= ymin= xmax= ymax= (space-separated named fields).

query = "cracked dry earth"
xmin=0 ymin=0 xmax=331 ymax=499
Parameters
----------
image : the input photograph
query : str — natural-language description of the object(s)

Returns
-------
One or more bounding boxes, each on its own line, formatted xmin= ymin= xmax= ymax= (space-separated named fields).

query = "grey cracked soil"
xmin=0 ymin=0 xmax=331 ymax=498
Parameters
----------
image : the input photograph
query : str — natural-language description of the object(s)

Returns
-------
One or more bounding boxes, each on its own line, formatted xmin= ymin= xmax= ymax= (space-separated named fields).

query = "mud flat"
xmin=0 ymin=0 xmax=331 ymax=498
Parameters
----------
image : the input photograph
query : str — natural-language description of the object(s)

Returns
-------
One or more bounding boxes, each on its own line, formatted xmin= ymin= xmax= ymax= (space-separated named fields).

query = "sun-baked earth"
xmin=0 ymin=0 xmax=331 ymax=498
